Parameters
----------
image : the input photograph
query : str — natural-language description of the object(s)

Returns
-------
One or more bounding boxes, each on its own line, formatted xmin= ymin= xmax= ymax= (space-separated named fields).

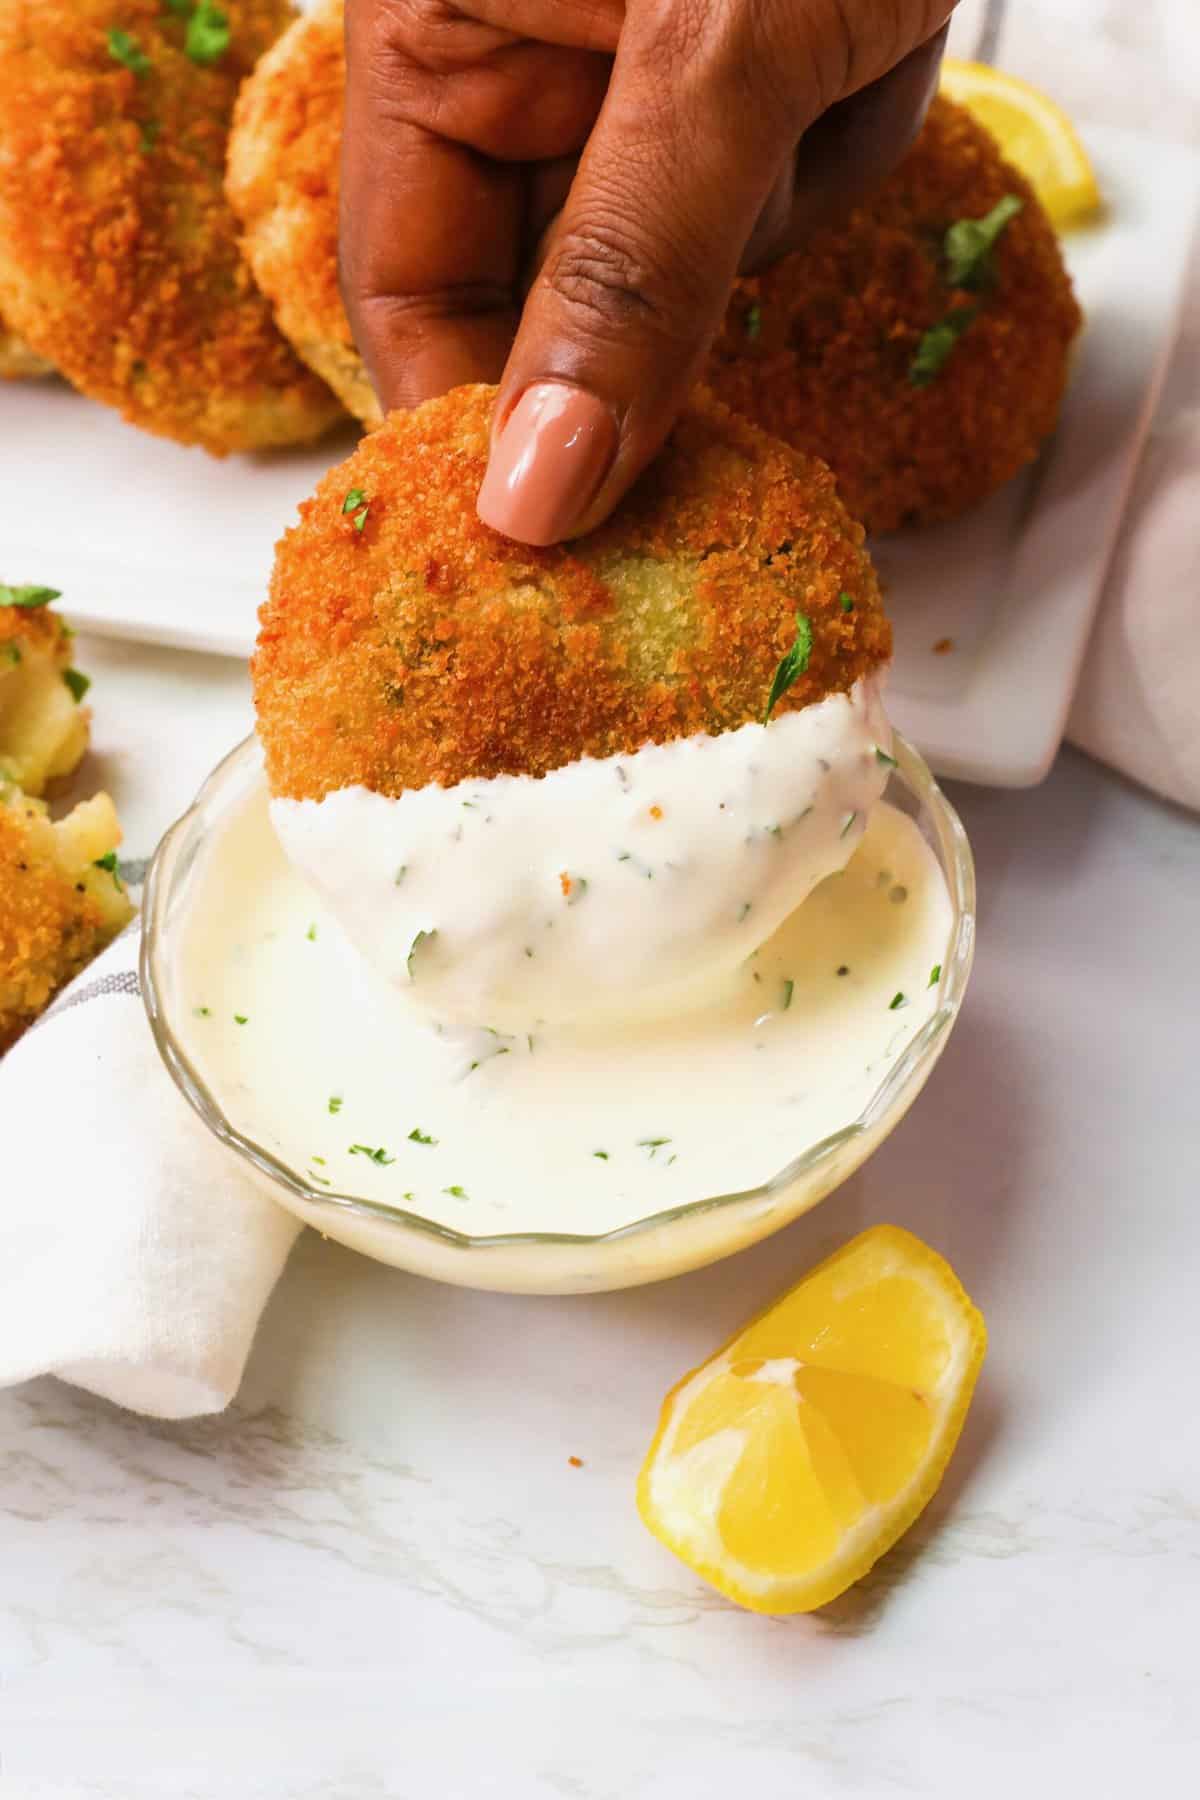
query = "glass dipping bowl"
xmin=142 ymin=734 xmax=974 ymax=1295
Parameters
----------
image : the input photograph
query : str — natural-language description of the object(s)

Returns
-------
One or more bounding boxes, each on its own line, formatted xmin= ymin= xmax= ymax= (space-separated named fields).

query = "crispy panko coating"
xmin=707 ymin=97 xmax=1083 ymax=533
xmin=0 ymin=789 xmax=133 ymax=1053
xmin=254 ymin=385 xmax=891 ymax=801
xmin=0 ymin=0 xmax=344 ymax=454
xmin=0 ymin=308 xmax=53 ymax=380
xmin=0 ymin=597 xmax=91 ymax=796
xmin=227 ymin=0 xmax=375 ymax=423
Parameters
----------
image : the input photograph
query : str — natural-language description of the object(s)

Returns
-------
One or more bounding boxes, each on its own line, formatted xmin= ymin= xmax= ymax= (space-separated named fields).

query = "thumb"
xmin=476 ymin=7 xmax=815 ymax=544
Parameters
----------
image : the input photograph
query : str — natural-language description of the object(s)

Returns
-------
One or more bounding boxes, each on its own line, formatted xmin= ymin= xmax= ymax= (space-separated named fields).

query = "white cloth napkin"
xmin=1067 ymin=410 xmax=1200 ymax=812
xmin=0 ymin=921 xmax=301 ymax=1419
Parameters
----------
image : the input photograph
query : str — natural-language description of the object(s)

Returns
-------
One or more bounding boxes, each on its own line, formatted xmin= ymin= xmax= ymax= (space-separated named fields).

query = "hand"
xmin=341 ymin=0 xmax=956 ymax=544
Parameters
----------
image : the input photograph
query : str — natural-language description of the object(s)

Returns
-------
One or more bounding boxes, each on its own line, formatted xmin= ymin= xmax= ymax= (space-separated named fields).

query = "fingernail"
xmin=477 ymin=383 xmax=617 ymax=545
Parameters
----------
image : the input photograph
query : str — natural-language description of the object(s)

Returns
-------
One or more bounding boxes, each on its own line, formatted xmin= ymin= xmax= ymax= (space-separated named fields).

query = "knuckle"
xmin=543 ymin=213 xmax=699 ymax=343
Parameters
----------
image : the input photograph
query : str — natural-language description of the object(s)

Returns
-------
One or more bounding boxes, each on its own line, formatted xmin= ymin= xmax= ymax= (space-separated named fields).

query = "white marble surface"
xmin=4 ymin=5 xmax=1200 ymax=1793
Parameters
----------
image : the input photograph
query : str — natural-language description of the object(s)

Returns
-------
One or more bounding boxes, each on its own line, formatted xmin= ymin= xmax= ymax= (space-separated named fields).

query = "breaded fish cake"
xmin=0 ymin=591 xmax=91 ymax=797
xmin=227 ymin=0 xmax=375 ymax=422
xmin=0 ymin=309 xmax=53 ymax=381
xmin=707 ymin=97 xmax=1083 ymax=532
xmin=0 ymin=0 xmax=343 ymax=454
xmin=254 ymin=384 xmax=890 ymax=802
xmin=0 ymin=789 xmax=133 ymax=1053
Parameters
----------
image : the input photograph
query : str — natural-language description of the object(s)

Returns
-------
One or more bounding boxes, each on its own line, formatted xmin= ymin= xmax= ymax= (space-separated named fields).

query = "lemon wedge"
xmin=637 ymin=1225 xmax=986 ymax=1614
xmin=940 ymin=59 xmax=1101 ymax=229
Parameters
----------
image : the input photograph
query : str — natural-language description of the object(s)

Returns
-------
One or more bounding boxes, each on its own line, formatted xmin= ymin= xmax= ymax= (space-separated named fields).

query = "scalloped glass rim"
xmin=142 ymin=733 xmax=974 ymax=1273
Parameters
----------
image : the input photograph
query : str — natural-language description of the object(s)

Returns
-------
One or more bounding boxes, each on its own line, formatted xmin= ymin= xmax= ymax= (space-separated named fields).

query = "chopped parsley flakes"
xmin=637 ymin=1137 xmax=671 ymax=1158
xmin=744 ymin=303 xmax=762 ymax=341
xmin=944 ymin=195 xmax=1023 ymax=291
xmin=909 ymin=308 xmax=977 ymax=388
xmin=928 ymin=963 xmax=942 ymax=988
xmin=875 ymin=746 xmax=898 ymax=768
xmin=592 ymin=1150 xmax=609 ymax=1160
xmin=185 ymin=2 xmax=231 ymax=66
xmin=350 ymin=1144 xmax=394 ymax=1166
xmin=107 ymin=28 xmax=152 ymax=77
xmin=1 ymin=584 xmax=60 ymax=610
xmin=763 ymin=612 xmax=813 ymax=722
xmin=234 ymin=1013 xmax=248 ymax=1025
xmin=342 ymin=486 xmax=370 ymax=532
xmin=408 ymin=1127 xmax=436 ymax=1146
xmin=781 ymin=978 xmax=794 ymax=1011
xmin=839 ymin=592 xmax=854 ymax=613
xmin=889 ymin=992 xmax=907 ymax=1011
xmin=328 ymin=1095 xmax=343 ymax=1114
xmin=306 ymin=922 xmax=318 ymax=941
xmin=443 ymin=1185 xmax=468 ymax=1200
xmin=840 ymin=811 xmax=858 ymax=838
xmin=63 ymin=668 xmax=90 ymax=703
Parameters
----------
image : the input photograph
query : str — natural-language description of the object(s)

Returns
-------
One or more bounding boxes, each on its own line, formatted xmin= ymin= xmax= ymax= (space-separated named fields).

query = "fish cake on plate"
xmin=0 ymin=0 xmax=344 ymax=454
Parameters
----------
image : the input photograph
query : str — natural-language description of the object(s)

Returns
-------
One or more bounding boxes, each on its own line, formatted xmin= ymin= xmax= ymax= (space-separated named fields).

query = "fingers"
xmin=762 ymin=27 xmax=950 ymax=265
xmin=341 ymin=1 xmax=612 ymax=410
xmin=478 ymin=3 xmax=825 ymax=543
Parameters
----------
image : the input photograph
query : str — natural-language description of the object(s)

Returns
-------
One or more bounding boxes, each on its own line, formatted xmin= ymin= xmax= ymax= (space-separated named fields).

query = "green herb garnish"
xmin=93 ymin=851 xmax=123 ymax=888
xmin=839 ymin=592 xmax=854 ymax=613
xmin=889 ymin=992 xmax=907 ymax=1011
xmin=875 ymin=746 xmax=898 ymax=768
xmin=840 ymin=812 xmax=858 ymax=838
xmin=312 ymin=1155 xmax=326 ymax=1166
xmin=763 ymin=612 xmax=813 ymax=722
xmin=107 ymin=28 xmax=152 ymax=77
xmin=234 ymin=1013 xmax=248 ymax=1025
xmin=408 ymin=1127 xmax=436 ymax=1146
xmin=637 ymin=1137 xmax=671 ymax=1158
xmin=63 ymin=668 xmax=90 ymax=703
xmin=909 ymin=308 xmax=977 ymax=388
xmin=738 ymin=901 xmax=752 ymax=922
xmin=139 ymin=118 xmax=160 ymax=153
xmin=328 ymin=1095 xmax=342 ymax=1114
xmin=592 ymin=1150 xmax=609 ymax=1160
xmin=744 ymin=303 xmax=762 ymax=342
xmin=350 ymin=1144 xmax=394 ymax=1166
xmin=342 ymin=486 xmax=370 ymax=532
xmin=393 ymin=865 xmax=407 ymax=886
xmin=308 ymin=1170 xmax=332 ymax=1186
xmin=306 ymin=922 xmax=318 ymax=941
xmin=2 ymin=643 xmax=21 ymax=665
xmin=928 ymin=963 xmax=942 ymax=988
xmin=193 ymin=1005 xmax=211 ymax=1017
xmin=443 ymin=1185 xmax=468 ymax=1199
xmin=944 ymin=195 xmax=1023 ymax=290
xmin=781 ymin=978 xmax=794 ymax=1011
xmin=1 ymin=584 xmax=60 ymax=610
xmin=185 ymin=1 xmax=230 ymax=66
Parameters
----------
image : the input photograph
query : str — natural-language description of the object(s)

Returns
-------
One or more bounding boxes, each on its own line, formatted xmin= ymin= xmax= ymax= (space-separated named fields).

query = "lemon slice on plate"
xmin=940 ymin=59 xmax=1102 ymax=229
xmin=637 ymin=1225 xmax=986 ymax=1614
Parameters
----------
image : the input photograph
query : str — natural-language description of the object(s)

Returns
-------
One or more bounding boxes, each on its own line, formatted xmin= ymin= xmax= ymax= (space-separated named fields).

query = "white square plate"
xmin=2 ymin=123 xmax=1196 ymax=786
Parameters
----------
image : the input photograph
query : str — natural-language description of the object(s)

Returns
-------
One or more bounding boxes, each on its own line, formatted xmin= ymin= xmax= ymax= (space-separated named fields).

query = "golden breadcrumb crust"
xmin=227 ymin=0 xmax=375 ymax=422
xmin=0 ymin=790 xmax=133 ymax=1054
xmin=0 ymin=310 xmax=53 ymax=380
xmin=254 ymin=385 xmax=891 ymax=801
xmin=707 ymin=97 xmax=1083 ymax=532
xmin=0 ymin=0 xmax=343 ymax=453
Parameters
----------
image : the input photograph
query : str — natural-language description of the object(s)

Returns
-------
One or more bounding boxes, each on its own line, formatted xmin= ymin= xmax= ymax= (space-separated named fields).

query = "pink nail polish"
xmin=477 ymin=383 xmax=617 ymax=545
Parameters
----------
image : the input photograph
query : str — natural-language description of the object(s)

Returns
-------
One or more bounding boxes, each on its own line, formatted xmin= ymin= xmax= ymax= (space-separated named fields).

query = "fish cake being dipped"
xmin=0 ymin=0 xmax=343 ymax=454
xmin=708 ymin=97 xmax=1082 ymax=532
xmin=255 ymin=386 xmax=898 ymax=1032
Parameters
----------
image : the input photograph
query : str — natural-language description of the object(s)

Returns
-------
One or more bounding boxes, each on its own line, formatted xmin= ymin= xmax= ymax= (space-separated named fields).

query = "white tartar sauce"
xmin=176 ymin=774 xmax=953 ymax=1239
xmin=270 ymin=679 xmax=893 ymax=1031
